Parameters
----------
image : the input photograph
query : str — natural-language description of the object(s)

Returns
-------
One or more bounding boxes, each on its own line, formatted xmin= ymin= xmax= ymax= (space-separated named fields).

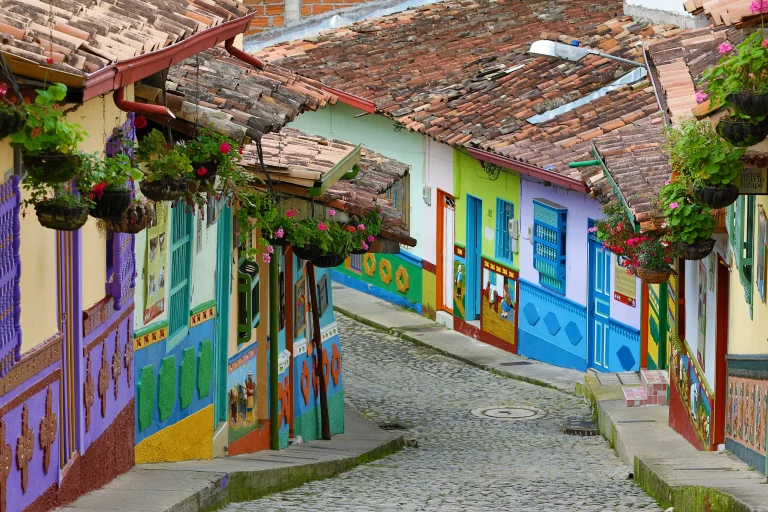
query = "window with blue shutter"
xmin=532 ymin=198 xmax=567 ymax=295
xmin=495 ymin=198 xmax=515 ymax=265
xmin=387 ymin=174 xmax=410 ymax=229
xmin=350 ymin=253 xmax=362 ymax=273
xmin=727 ymin=195 xmax=755 ymax=315
xmin=169 ymin=202 xmax=193 ymax=343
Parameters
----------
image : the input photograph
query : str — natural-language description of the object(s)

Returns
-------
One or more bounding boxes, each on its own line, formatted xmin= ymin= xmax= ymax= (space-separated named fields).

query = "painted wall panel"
xmin=725 ymin=356 xmax=768 ymax=474
xmin=422 ymin=138 xmax=454 ymax=265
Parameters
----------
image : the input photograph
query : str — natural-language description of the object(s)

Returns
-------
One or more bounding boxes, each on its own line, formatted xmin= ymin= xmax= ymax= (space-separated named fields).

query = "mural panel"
xmin=144 ymin=203 xmax=168 ymax=324
xmin=453 ymin=246 xmax=466 ymax=320
xmin=480 ymin=258 xmax=517 ymax=346
xmin=671 ymin=340 xmax=713 ymax=448
xmin=227 ymin=346 xmax=257 ymax=444
xmin=726 ymin=356 xmax=768 ymax=473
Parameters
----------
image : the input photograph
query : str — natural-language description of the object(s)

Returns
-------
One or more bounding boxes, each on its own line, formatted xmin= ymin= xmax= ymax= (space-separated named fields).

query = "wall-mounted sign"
xmin=739 ymin=167 xmax=768 ymax=195
xmin=614 ymin=258 xmax=637 ymax=308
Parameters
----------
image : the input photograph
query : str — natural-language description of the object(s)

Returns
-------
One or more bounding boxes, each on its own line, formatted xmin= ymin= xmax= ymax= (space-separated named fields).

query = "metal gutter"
xmin=322 ymin=85 xmax=375 ymax=113
xmin=82 ymin=13 xmax=256 ymax=101
xmin=590 ymin=144 xmax=639 ymax=232
xmin=114 ymin=86 xmax=175 ymax=119
xmin=308 ymin=144 xmax=362 ymax=197
xmin=225 ymin=37 xmax=264 ymax=70
xmin=466 ymin=146 xmax=590 ymax=193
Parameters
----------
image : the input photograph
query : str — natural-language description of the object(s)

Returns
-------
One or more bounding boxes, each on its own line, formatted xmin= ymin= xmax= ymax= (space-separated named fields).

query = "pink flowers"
xmin=718 ymin=42 xmax=734 ymax=54
xmin=587 ymin=226 xmax=598 ymax=233
xmin=763 ymin=39 xmax=768 ymax=49
xmin=328 ymin=208 xmax=337 ymax=216
xmin=695 ymin=91 xmax=709 ymax=104
xmin=275 ymin=228 xmax=284 ymax=239
xmin=357 ymin=224 xmax=366 ymax=231
xmin=318 ymin=222 xmax=328 ymax=231
xmin=664 ymin=180 xmax=671 ymax=186
xmin=750 ymin=0 xmax=768 ymax=13
xmin=285 ymin=207 xmax=297 ymax=218
xmin=361 ymin=242 xmax=369 ymax=250
xmin=669 ymin=202 xmax=680 ymax=209
xmin=267 ymin=245 xmax=274 ymax=254
xmin=367 ymin=235 xmax=375 ymax=242
xmin=219 ymin=142 xmax=231 ymax=154
xmin=262 ymin=253 xmax=271 ymax=263
xmin=196 ymin=167 xmax=208 ymax=176
xmin=0 ymin=83 xmax=7 ymax=96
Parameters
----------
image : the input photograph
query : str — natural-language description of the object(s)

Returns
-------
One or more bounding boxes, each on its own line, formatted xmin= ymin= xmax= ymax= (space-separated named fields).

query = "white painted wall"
xmin=422 ymin=138 xmax=454 ymax=266
xmin=683 ymin=254 xmax=719 ymax=387
xmin=623 ymin=0 xmax=710 ymax=29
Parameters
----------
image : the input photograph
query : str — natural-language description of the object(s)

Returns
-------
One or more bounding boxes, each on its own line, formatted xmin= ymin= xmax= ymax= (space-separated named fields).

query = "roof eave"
xmin=308 ymin=144 xmax=363 ymax=197
xmin=322 ymin=85 xmax=375 ymax=113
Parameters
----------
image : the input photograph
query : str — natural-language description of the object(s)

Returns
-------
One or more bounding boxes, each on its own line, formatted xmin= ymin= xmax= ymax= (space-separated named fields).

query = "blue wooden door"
xmin=214 ymin=205 xmax=232 ymax=425
xmin=588 ymin=229 xmax=611 ymax=371
xmin=466 ymin=195 xmax=483 ymax=320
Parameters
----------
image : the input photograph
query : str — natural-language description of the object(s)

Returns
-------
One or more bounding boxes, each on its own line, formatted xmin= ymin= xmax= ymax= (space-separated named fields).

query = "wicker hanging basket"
xmin=312 ymin=253 xmax=347 ymax=268
xmin=636 ymin=267 xmax=672 ymax=284
xmin=677 ymin=238 xmax=716 ymax=261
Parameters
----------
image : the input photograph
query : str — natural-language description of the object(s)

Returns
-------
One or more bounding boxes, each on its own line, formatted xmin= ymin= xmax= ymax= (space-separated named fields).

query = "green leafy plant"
xmin=659 ymin=180 xmax=715 ymax=244
xmin=702 ymin=31 xmax=768 ymax=118
xmin=135 ymin=129 xmax=193 ymax=182
xmin=344 ymin=208 xmax=382 ymax=251
xmin=589 ymin=201 xmax=636 ymax=256
xmin=325 ymin=221 xmax=352 ymax=255
xmin=77 ymin=153 xmax=141 ymax=198
xmin=288 ymin=218 xmax=333 ymax=253
xmin=185 ymin=128 xmax=241 ymax=172
xmin=10 ymin=83 xmax=86 ymax=154
xmin=626 ymin=234 xmax=675 ymax=273
xmin=21 ymin=177 xmax=91 ymax=210
xmin=664 ymin=118 xmax=744 ymax=187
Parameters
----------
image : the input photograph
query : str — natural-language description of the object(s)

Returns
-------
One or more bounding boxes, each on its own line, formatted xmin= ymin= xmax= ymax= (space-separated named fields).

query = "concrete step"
xmin=622 ymin=386 xmax=647 ymax=407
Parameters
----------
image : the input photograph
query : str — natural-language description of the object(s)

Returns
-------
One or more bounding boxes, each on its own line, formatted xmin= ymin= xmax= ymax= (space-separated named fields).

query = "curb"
xmin=582 ymin=374 xmax=757 ymax=512
xmin=334 ymin=306 xmax=572 ymax=396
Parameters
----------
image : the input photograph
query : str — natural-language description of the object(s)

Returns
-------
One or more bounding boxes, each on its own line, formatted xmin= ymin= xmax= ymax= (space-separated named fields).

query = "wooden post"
xmin=307 ymin=263 xmax=331 ymax=440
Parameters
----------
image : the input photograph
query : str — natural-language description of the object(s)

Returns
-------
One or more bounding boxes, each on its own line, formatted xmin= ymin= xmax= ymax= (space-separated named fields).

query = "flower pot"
xmin=34 ymin=201 xmax=88 ymax=231
xmin=140 ymin=178 xmax=188 ymax=201
xmin=292 ymin=245 xmax=323 ymax=261
xmin=676 ymin=238 xmax=716 ymax=261
xmin=0 ymin=108 xmax=26 ymax=139
xmin=23 ymin=152 xmax=82 ymax=183
xmin=716 ymin=117 xmax=768 ymax=147
xmin=693 ymin=184 xmax=739 ymax=209
xmin=312 ymin=253 xmax=347 ymax=268
xmin=269 ymin=237 xmax=289 ymax=247
xmin=636 ymin=267 xmax=671 ymax=284
xmin=103 ymin=202 xmax=154 ymax=234
xmin=194 ymin=160 xmax=218 ymax=181
xmin=89 ymin=190 xmax=131 ymax=219
xmin=726 ymin=90 xmax=768 ymax=117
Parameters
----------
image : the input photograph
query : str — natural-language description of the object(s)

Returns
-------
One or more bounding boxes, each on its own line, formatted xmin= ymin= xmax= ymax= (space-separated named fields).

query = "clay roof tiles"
xmin=256 ymin=0 xmax=682 ymax=178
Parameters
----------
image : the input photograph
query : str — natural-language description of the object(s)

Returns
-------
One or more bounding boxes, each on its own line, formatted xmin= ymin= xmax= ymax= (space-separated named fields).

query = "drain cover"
xmin=470 ymin=406 xmax=545 ymax=421
xmin=378 ymin=423 xmax=407 ymax=431
xmin=564 ymin=415 xmax=598 ymax=436
xmin=500 ymin=361 xmax=533 ymax=367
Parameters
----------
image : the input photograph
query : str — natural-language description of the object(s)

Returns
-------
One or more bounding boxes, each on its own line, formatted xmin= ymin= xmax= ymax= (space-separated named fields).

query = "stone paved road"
xmin=226 ymin=316 xmax=661 ymax=512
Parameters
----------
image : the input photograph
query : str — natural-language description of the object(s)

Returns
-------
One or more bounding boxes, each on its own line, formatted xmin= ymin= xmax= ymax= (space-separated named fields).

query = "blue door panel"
xmin=588 ymin=235 xmax=611 ymax=371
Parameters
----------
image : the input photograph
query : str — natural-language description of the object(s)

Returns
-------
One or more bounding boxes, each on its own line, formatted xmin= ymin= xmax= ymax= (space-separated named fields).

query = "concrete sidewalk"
xmin=584 ymin=372 xmax=768 ymax=512
xmin=332 ymin=283 xmax=585 ymax=394
xmin=59 ymin=405 xmax=403 ymax=512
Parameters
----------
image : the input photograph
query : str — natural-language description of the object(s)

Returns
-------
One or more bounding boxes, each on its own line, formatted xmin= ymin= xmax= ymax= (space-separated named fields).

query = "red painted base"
xmin=228 ymin=419 xmax=271 ymax=456
xmin=28 ymin=399 xmax=136 ymax=512
xmin=668 ymin=382 xmax=705 ymax=451
xmin=454 ymin=318 xmax=517 ymax=354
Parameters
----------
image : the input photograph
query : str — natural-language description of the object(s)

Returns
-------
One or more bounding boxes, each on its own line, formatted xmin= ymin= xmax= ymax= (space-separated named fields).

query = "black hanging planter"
xmin=194 ymin=160 xmax=219 ymax=181
xmin=269 ymin=237 xmax=289 ymax=247
xmin=727 ymin=90 xmax=768 ymax=117
xmin=351 ymin=247 xmax=370 ymax=255
xmin=677 ymin=238 xmax=716 ymax=261
xmin=140 ymin=178 xmax=188 ymax=201
xmin=0 ymin=108 xmax=26 ymax=139
xmin=693 ymin=184 xmax=739 ymax=209
xmin=293 ymin=245 xmax=324 ymax=261
xmin=23 ymin=152 xmax=82 ymax=184
xmin=312 ymin=253 xmax=347 ymax=268
xmin=103 ymin=202 xmax=154 ymax=234
xmin=89 ymin=190 xmax=131 ymax=219
xmin=716 ymin=117 xmax=768 ymax=147
xmin=35 ymin=201 xmax=88 ymax=231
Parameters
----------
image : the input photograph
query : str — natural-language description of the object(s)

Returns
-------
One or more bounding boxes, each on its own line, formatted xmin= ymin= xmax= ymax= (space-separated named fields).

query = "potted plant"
xmin=659 ymin=180 xmax=715 ymax=260
xmin=236 ymin=190 xmax=281 ymax=242
xmin=348 ymin=208 xmax=382 ymax=254
xmin=0 ymin=82 xmax=26 ymax=140
xmin=627 ymin=235 xmax=675 ymax=284
xmin=22 ymin=177 xmax=90 ymax=231
xmin=591 ymin=201 xmax=636 ymax=257
xmin=288 ymin=218 xmax=333 ymax=260
xmin=10 ymin=83 xmax=87 ymax=183
xmin=135 ymin=129 xmax=192 ymax=201
xmin=312 ymin=221 xmax=352 ymax=267
xmin=102 ymin=199 xmax=154 ymax=234
xmin=665 ymin=119 xmax=744 ymax=208
xmin=703 ymin=32 xmax=768 ymax=146
xmin=185 ymin=129 xmax=240 ymax=182
xmin=79 ymin=153 xmax=142 ymax=218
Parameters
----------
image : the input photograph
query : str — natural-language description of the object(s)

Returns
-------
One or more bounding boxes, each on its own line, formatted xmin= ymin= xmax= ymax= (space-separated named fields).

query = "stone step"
xmin=622 ymin=386 xmax=647 ymax=407
xmin=640 ymin=369 xmax=668 ymax=396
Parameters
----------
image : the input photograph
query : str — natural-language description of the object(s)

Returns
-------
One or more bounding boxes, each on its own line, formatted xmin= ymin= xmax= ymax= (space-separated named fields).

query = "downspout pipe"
xmin=225 ymin=37 xmax=264 ymax=70
xmin=269 ymin=256 xmax=279 ymax=450
xmin=113 ymin=86 xmax=175 ymax=119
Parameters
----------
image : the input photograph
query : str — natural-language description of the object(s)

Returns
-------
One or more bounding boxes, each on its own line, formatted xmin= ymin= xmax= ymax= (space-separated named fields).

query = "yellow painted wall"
xmin=422 ymin=268 xmax=436 ymax=318
xmin=135 ymin=404 xmax=214 ymax=462
xmin=728 ymin=196 xmax=768 ymax=355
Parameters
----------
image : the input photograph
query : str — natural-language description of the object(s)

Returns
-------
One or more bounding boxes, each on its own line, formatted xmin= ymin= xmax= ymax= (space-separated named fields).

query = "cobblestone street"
xmin=226 ymin=315 xmax=661 ymax=512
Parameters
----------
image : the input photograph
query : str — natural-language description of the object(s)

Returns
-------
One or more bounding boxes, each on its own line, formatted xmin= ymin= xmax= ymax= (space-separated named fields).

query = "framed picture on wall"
xmin=295 ymin=275 xmax=306 ymax=338
xmin=318 ymin=274 xmax=329 ymax=317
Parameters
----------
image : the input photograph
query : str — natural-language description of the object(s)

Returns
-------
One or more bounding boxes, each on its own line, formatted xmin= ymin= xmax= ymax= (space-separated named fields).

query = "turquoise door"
xmin=214 ymin=205 xmax=232 ymax=425
xmin=466 ymin=195 xmax=483 ymax=320
xmin=588 ymin=223 xmax=611 ymax=371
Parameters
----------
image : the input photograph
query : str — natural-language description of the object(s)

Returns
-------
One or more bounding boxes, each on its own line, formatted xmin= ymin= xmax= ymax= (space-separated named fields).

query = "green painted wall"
xmin=336 ymin=253 xmax=423 ymax=308
xmin=453 ymin=149 xmax=521 ymax=264
xmin=293 ymin=391 xmax=345 ymax=442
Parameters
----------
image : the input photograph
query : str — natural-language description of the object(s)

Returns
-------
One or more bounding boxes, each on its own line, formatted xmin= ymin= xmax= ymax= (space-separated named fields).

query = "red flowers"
xmin=344 ymin=225 xmax=357 ymax=233
xmin=45 ymin=57 xmax=54 ymax=65
xmin=196 ymin=168 xmax=208 ymax=176
xmin=219 ymin=142 xmax=231 ymax=154
xmin=90 ymin=182 xmax=107 ymax=200
xmin=133 ymin=115 xmax=148 ymax=129
xmin=238 ymin=146 xmax=244 ymax=155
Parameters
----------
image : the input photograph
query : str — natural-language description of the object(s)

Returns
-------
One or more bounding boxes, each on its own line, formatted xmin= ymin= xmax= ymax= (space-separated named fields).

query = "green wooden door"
xmin=214 ymin=205 xmax=232 ymax=425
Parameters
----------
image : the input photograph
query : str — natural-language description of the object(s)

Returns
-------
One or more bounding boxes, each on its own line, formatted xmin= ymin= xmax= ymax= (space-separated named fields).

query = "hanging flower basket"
xmin=194 ymin=160 xmax=218 ymax=181
xmin=0 ymin=107 xmax=26 ymax=139
xmin=716 ymin=117 xmax=768 ymax=147
xmin=103 ymin=201 xmax=154 ymax=234
xmin=312 ymin=253 xmax=347 ymax=268
xmin=676 ymin=238 xmax=716 ymax=261
xmin=726 ymin=91 xmax=768 ymax=117
xmin=35 ymin=201 xmax=88 ymax=231
xmin=23 ymin=152 xmax=82 ymax=184
xmin=636 ymin=267 xmax=671 ymax=284
xmin=293 ymin=245 xmax=324 ymax=261
xmin=351 ymin=246 xmax=370 ymax=255
xmin=89 ymin=190 xmax=131 ymax=219
xmin=140 ymin=178 xmax=188 ymax=201
xmin=693 ymin=184 xmax=739 ymax=209
xmin=269 ymin=237 xmax=289 ymax=247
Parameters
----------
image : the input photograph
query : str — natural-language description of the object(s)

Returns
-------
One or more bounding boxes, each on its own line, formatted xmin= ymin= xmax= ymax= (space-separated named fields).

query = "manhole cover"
xmin=378 ymin=423 xmax=407 ymax=431
xmin=500 ymin=361 xmax=533 ymax=367
xmin=470 ymin=406 xmax=545 ymax=420
xmin=564 ymin=415 xmax=598 ymax=436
